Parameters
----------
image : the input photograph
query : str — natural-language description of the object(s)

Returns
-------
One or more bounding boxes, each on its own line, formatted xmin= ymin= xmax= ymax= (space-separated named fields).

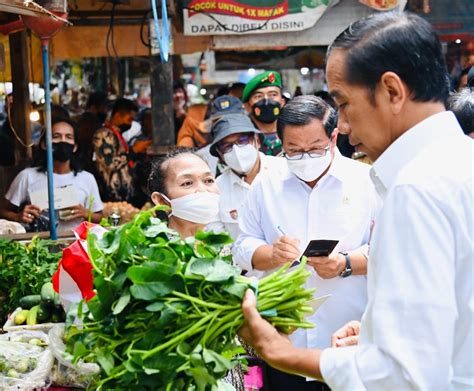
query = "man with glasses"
xmin=233 ymin=95 xmax=379 ymax=390
xmin=208 ymin=113 xmax=286 ymax=244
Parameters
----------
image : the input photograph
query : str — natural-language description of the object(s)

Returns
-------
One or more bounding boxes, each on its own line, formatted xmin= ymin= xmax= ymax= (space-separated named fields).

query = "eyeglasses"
xmin=283 ymin=142 xmax=331 ymax=160
xmin=217 ymin=134 xmax=254 ymax=154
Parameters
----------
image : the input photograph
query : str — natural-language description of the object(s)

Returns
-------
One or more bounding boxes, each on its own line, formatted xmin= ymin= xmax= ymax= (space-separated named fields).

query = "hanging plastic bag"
xmin=48 ymin=324 xmax=100 ymax=388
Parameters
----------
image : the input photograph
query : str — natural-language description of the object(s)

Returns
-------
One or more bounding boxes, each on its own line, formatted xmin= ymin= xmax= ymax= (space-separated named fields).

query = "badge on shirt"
xmin=229 ymin=209 xmax=238 ymax=220
xmin=342 ymin=195 xmax=351 ymax=205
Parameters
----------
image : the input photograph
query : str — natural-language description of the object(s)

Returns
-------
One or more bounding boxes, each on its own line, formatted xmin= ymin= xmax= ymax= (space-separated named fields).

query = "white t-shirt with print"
xmin=5 ymin=167 xmax=103 ymax=233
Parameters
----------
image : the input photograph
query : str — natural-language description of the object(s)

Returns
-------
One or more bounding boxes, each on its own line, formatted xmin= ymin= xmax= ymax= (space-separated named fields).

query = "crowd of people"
xmin=0 ymin=9 xmax=472 ymax=390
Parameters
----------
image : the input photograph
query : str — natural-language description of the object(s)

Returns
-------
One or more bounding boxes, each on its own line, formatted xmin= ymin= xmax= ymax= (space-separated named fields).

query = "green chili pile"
xmin=65 ymin=207 xmax=315 ymax=390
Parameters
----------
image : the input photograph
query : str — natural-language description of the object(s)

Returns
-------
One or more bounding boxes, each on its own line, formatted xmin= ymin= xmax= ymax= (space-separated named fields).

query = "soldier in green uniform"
xmin=242 ymin=70 xmax=286 ymax=156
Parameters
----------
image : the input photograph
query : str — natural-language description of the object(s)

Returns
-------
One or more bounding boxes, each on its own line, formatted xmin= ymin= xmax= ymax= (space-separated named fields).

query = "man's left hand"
xmin=307 ymin=252 xmax=345 ymax=279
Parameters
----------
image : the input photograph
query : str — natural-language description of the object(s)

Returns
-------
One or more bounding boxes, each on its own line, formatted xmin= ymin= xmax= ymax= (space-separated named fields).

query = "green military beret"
xmin=241 ymin=70 xmax=282 ymax=103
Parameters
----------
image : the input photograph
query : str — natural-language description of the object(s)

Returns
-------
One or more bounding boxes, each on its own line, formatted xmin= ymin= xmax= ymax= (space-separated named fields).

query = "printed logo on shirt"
xmin=229 ymin=209 xmax=238 ymax=220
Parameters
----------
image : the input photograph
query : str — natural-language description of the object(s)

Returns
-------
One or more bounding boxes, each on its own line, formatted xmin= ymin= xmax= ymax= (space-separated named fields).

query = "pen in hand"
xmin=277 ymin=225 xmax=301 ymax=267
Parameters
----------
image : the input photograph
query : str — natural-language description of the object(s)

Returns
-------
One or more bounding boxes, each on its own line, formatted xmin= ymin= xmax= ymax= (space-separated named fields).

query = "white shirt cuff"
xmin=320 ymin=346 xmax=366 ymax=391
xmin=233 ymin=237 xmax=267 ymax=272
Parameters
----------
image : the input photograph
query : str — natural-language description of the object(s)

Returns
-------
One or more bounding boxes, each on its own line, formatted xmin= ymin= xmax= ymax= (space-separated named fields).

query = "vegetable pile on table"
xmin=65 ymin=207 xmax=316 ymax=390
xmin=13 ymin=282 xmax=66 ymax=326
xmin=0 ymin=237 xmax=63 ymax=323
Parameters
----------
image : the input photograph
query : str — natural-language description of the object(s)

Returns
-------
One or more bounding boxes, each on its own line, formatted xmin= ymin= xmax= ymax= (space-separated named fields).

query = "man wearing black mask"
xmin=242 ymin=71 xmax=286 ymax=156
xmin=0 ymin=117 xmax=103 ymax=232
xmin=92 ymin=98 xmax=138 ymax=203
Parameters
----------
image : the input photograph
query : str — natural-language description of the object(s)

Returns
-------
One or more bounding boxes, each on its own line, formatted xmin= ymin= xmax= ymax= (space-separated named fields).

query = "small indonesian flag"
xmin=52 ymin=222 xmax=107 ymax=312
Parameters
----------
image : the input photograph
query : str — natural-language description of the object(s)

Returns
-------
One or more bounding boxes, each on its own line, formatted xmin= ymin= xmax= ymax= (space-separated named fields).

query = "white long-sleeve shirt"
xmin=320 ymin=111 xmax=474 ymax=390
xmin=234 ymin=150 xmax=380 ymax=351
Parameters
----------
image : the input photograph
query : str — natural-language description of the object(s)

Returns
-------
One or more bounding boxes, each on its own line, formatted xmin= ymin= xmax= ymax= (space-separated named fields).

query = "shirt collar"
xmin=371 ymin=111 xmax=462 ymax=196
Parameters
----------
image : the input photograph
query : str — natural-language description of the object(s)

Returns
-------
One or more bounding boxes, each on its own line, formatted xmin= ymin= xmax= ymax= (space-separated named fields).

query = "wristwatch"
xmin=339 ymin=252 xmax=352 ymax=278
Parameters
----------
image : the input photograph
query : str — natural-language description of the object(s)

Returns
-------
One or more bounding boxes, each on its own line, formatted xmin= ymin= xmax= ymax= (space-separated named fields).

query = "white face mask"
xmin=223 ymin=144 xmax=259 ymax=175
xmin=162 ymin=192 xmax=220 ymax=224
xmin=287 ymin=151 xmax=332 ymax=182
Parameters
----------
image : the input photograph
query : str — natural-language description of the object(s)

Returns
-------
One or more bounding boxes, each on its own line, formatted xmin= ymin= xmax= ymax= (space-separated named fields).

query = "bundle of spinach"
xmin=0 ymin=236 xmax=62 ymax=322
xmin=65 ymin=207 xmax=315 ymax=390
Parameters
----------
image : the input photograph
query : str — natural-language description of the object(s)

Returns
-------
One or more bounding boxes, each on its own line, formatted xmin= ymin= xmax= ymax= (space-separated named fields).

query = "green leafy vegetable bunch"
xmin=66 ymin=207 xmax=315 ymax=390
xmin=0 ymin=236 xmax=62 ymax=322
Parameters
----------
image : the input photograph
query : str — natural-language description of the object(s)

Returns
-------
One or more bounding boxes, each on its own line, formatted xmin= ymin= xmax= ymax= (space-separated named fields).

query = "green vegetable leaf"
xmin=156 ymin=303 xmax=188 ymax=328
xmin=123 ymin=358 xmax=141 ymax=373
xmin=194 ymin=242 xmax=218 ymax=258
xmin=96 ymin=229 xmax=121 ymax=255
xmin=94 ymin=275 xmax=117 ymax=311
xmin=186 ymin=258 xmax=240 ymax=283
xmin=143 ymin=352 xmax=186 ymax=373
xmin=85 ymin=295 xmax=106 ymax=321
xmin=134 ymin=331 xmax=165 ymax=350
xmin=73 ymin=340 xmax=88 ymax=358
xmin=202 ymin=348 xmax=234 ymax=374
xmin=145 ymin=302 xmax=165 ymax=312
xmin=96 ymin=349 xmax=115 ymax=375
xmin=142 ymin=248 xmax=180 ymax=275
xmin=143 ymin=220 xmax=175 ymax=238
xmin=221 ymin=281 xmax=250 ymax=299
xmin=188 ymin=365 xmax=217 ymax=391
xmin=127 ymin=259 xmax=177 ymax=282
xmin=195 ymin=230 xmax=234 ymax=246
xmin=112 ymin=290 xmax=130 ymax=315
xmin=130 ymin=276 xmax=183 ymax=301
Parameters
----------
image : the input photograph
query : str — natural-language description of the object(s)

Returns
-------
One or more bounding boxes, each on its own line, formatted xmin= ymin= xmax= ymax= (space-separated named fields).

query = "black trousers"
xmin=265 ymin=364 xmax=331 ymax=391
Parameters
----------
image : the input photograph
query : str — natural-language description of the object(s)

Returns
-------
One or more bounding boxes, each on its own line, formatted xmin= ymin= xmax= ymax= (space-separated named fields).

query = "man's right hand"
xmin=239 ymin=289 xmax=291 ymax=362
xmin=271 ymin=235 xmax=301 ymax=266
xmin=18 ymin=204 xmax=41 ymax=224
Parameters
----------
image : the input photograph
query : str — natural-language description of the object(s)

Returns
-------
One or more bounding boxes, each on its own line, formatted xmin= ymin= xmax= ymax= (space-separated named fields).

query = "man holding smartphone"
xmin=233 ymin=95 xmax=379 ymax=390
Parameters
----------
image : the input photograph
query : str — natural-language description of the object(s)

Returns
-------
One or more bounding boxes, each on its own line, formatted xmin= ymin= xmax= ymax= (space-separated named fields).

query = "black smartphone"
xmin=302 ymin=240 xmax=339 ymax=257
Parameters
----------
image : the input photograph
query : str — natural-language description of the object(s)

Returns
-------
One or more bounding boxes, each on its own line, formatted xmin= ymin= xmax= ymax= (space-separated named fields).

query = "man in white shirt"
xmin=208 ymin=111 xmax=286 ymax=241
xmin=234 ymin=95 xmax=379 ymax=390
xmin=238 ymin=12 xmax=474 ymax=390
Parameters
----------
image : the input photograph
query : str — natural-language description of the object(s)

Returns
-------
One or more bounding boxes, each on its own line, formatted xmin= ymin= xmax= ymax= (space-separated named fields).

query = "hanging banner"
xmin=183 ymin=0 xmax=331 ymax=36
xmin=358 ymin=0 xmax=401 ymax=11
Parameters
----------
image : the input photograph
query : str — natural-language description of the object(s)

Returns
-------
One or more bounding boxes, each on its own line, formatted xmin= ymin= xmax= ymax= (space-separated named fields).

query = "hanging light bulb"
xmin=29 ymin=109 xmax=40 ymax=122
